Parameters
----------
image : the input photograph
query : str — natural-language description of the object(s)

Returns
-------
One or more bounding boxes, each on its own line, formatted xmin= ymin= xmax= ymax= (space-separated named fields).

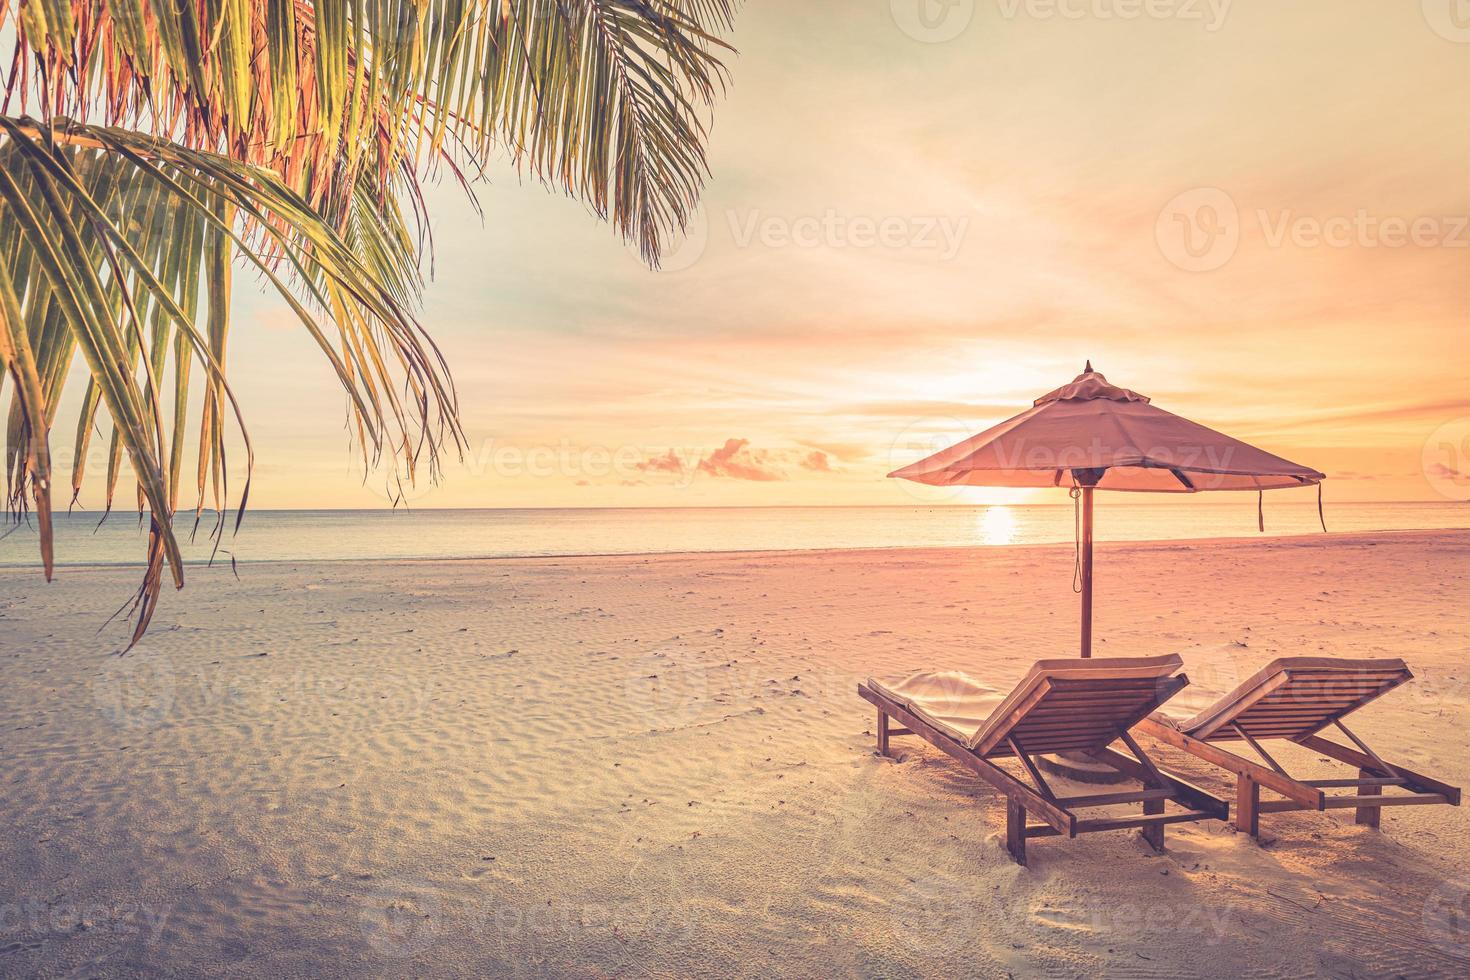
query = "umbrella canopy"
xmin=889 ymin=362 xmax=1324 ymax=492
xmin=888 ymin=363 xmax=1325 ymax=659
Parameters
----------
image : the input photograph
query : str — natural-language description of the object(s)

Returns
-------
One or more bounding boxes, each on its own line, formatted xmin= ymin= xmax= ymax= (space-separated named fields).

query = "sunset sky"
xmin=125 ymin=1 xmax=1470 ymax=509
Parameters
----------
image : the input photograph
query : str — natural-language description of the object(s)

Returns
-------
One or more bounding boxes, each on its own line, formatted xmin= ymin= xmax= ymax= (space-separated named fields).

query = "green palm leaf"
xmin=1 ymin=2 xmax=736 ymax=644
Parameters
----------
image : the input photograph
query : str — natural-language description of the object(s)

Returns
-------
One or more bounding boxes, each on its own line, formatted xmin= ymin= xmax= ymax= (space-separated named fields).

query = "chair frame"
xmin=858 ymin=675 xmax=1228 ymax=866
xmin=1136 ymin=715 xmax=1461 ymax=838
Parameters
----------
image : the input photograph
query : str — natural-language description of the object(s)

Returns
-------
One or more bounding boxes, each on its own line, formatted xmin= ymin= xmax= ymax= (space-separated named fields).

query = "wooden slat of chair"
xmin=1195 ymin=667 xmax=1414 ymax=744
xmin=972 ymin=679 xmax=1058 ymax=758
xmin=1057 ymin=787 xmax=1173 ymax=808
xmin=1188 ymin=664 xmax=1412 ymax=742
xmin=1259 ymin=793 xmax=1450 ymax=814
xmin=1188 ymin=671 xmax=1293 ymax=740
xmin=1076 ymin=811 xmax=1221 ymax=834
xmin=1304 ymin=776 xmax=1405 ymax=788
xmin=979 ymin=674 xmax=1188 ymax=757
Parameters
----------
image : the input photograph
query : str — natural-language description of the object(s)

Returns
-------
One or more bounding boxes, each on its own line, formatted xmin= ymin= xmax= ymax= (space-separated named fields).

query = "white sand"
xmin=2 ymin=530 xmax=1469 ymax=977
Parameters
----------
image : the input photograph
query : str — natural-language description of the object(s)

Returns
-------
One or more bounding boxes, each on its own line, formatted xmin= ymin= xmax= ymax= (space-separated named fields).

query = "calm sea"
xmin=1 ymin=502 xmax=1467 ymax=568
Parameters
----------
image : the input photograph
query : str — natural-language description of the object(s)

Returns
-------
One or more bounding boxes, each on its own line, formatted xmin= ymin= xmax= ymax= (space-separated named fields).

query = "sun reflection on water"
xmin=977 ymin=505 xmax=1018 ymax=546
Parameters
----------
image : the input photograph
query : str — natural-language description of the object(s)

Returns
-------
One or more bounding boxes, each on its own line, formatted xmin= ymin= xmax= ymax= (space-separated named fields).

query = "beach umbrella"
xmin=888 ymin=363 xmax=1325 ymax=658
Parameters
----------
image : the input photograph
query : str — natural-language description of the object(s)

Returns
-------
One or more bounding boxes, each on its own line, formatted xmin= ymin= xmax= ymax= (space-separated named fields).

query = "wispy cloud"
xmin=796 ymin=439 xmax=870 ymax=463
xmin=837 ymin=400 xmax=1022 ymax=421
xmin=1313 ymin=400 xmax=1470 ymax=428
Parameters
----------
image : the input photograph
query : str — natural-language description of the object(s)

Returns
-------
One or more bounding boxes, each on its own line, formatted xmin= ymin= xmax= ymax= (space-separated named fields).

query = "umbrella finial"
xmin=1084 ymin=359 xmax=1094 ymax=373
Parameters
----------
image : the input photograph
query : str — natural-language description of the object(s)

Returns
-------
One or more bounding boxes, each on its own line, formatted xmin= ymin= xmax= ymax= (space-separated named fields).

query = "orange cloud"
xmin=635 ymin=450 xmax=686 ymax=475
xmin=697 ymin=439 xmax=785 ymax=482
xmin=801 ymin=450 xmax=832 ymax=472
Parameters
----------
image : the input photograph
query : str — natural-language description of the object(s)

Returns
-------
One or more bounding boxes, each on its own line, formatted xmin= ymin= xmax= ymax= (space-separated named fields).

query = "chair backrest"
xmin=1181 ymin=657 xmax=1412 ymax=742
xmin=971 ymin=654 xmax=1186 ymax=756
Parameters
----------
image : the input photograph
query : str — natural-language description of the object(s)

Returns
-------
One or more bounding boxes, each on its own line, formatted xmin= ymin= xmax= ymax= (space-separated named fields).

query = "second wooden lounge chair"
xmin=858 ymin=654 xmax=1228 ymax=866
xmin=1135 ymin=656 xmax=1461 ymax=838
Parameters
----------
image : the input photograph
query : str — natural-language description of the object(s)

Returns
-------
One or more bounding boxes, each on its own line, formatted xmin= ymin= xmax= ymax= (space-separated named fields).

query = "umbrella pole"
xmin=1044 ymin=483 xmax=1122 ymax=781
xmin=1080 ymin=486 xmax=1094 ymax=658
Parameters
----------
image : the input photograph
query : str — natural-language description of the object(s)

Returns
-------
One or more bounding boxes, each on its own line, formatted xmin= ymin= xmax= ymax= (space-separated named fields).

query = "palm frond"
xmin=0 ymin=1 xmax=737 ymax=642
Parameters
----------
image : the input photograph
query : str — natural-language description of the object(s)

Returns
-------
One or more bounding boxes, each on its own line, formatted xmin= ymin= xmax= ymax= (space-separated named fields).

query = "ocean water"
xmin=1 ymin=502 xmax=1467 ymax=568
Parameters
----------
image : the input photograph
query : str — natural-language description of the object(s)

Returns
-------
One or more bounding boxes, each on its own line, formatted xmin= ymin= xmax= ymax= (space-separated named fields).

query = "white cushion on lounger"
xmin=866 ymin=670 xmax=1006 ymax=748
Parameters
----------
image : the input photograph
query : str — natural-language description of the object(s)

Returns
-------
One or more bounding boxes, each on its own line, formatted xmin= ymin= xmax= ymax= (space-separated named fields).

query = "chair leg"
xmin=1141 ymin=797 xmax=1165 ymax=853
xmin=1355 ymin=767 xmax=1382 ymax=828
xmin=1006 ymin=798 xmax=1028 ymax=866
xmin=1236 ymin=776 xmax=1260 ymax=838
xmin=876 ymin=709 xmax=890 ymax=757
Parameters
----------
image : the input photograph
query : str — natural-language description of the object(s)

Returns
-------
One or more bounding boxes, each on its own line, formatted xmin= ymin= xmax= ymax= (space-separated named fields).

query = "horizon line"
xmin=15 ymin=498 xmax=1459 ymax=517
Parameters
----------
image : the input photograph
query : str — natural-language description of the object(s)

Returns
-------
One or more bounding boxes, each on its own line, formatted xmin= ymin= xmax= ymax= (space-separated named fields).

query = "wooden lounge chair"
xmin=1135 ymin=657 xmax=1461 ymax=838
xmin=857 ymin=654 xmax=1228 ymax=866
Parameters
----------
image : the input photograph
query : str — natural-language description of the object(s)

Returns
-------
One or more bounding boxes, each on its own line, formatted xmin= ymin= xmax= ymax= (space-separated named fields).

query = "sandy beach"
xmin=3 ymin=530 xmax=1469 ymax=978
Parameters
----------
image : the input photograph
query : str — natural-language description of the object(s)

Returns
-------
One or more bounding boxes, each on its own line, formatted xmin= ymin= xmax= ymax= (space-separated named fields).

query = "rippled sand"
xmin=2 ymin=531 xmax=1468 ymax=977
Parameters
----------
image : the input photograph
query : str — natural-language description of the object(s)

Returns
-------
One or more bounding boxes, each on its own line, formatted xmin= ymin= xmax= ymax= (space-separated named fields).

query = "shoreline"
xmin=5 ymin=525 xmax=1469 ymax=572
xmin=13 ymin=498 xmax=1459 ymax=514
